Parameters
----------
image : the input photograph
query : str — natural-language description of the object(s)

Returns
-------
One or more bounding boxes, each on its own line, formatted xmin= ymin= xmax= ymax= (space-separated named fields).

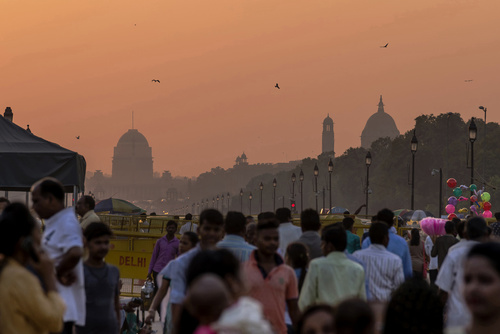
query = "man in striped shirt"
xmin=217 ymin=211 xmax=256 ymax=262
xmin=353 ymin=222 xmax=405 ymax=301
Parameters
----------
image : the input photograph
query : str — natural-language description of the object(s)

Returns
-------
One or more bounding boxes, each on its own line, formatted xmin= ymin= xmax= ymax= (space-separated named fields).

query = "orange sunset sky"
xmin=2 ymin=0 xmax=499 ymax=177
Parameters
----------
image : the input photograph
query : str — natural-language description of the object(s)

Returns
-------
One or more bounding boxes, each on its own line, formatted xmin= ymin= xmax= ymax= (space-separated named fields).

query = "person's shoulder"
xmin=390 ymin=233 xmax=407 ymax=243
xmin=385 ymin=250 xmax=403 ymax=263
xmin=280 ymin=263 xmax=298 ymax=276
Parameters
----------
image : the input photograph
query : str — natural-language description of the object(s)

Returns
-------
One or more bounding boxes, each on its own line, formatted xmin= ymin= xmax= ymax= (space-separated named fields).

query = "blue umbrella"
xmin=94 ymin=198 xmax=146 ymax=215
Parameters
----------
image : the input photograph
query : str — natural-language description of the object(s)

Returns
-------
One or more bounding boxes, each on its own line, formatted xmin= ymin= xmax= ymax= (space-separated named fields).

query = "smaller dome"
xmin=323 ymin=114 xmax=333 ymax=125
xmin=117 ymin=129 xmax=150 ymax=147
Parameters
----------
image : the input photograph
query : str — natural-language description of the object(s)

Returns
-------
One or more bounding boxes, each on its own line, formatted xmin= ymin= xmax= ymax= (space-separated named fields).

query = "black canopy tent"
xmin=0 ymin=116 xmax=86 ymax=198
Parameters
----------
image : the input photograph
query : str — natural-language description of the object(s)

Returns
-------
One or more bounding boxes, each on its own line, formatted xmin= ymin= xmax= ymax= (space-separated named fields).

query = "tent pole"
xmin=73 ymin=186 xmax=77 ymax=206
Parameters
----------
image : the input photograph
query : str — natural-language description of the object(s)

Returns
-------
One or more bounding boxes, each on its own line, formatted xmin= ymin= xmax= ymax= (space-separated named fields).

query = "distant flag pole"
xmin=132 ymin=111 xmax=134 ymax=129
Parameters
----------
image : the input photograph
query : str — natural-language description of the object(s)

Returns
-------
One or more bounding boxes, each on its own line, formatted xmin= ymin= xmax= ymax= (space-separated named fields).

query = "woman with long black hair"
xmin=407 ymin=228 xmax=425 ymax=278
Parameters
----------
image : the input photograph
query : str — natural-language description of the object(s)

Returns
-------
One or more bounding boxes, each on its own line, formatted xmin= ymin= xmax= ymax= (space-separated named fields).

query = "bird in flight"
xmin=152 ymin=79 xmax=160 ymax=83
xmin=76 ymin=136 xmax=80 ymax=139
xmin=380 ymin=43 xmax=389 ymax=48
xmin=275 ymin=83 xmax=280 ymax=89
xmin=465 ymin=79 xmax=473 ymax=82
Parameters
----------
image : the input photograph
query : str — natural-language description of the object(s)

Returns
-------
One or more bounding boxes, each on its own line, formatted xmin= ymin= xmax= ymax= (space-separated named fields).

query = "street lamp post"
xmin=221 ymin=194 xmax=224 ymax=213
xmin=212 ymin=197 xmax=215 ymax=208
xmin=291 ymin=173 xmax=296 ymax=213
xmin=249 ymin=192 xmax=253 ymax=215
xmin=328 ymin=159 xmax=333 ymax=212
xmin=201 ymin=200 xmax=204 ymax=211
xmin=240 ymin=189 xmax=243 ymax=212
xmin=469 ymin=118 xmax=477 ymax=204
xmin=227 ymin=193 xmax=230 ymax=211
xmin=432 ymin=168 xmax=443 ymax=217
xmin=273 ymin=178 xmax=277 ymax=211
xmin=259 ymin=182 xmax=264 ymax=213
xmin=299 ymin=170 xmax=304 ymax=212
xmin=216 ymin=195 xmax=220 ymax=211
xmin=322 ymin=187 xmax=325 ymax=213
xmin=410 ymin=131 xmax=418 ymax=210
xmin=314 ymin=163 xmax=319 ymax=212
xmin=479 ymin=106 xmax=487 ymax=187
xmin=365 ymin=151 xmax=372 ymax=216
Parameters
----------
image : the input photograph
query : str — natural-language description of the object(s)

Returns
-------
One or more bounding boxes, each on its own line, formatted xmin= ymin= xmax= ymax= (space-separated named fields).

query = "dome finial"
xmin=378 ymin=95 xmax=385 ymax=113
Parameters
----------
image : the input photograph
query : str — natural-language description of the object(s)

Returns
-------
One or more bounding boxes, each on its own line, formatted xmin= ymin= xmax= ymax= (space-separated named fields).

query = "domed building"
xmin=322 ymin=114 xmax=335 ymax=156
xmin=361 ymin=96 xmax=400 ymax=149
xmin=112 ymin=129 xmax=153 ymax=184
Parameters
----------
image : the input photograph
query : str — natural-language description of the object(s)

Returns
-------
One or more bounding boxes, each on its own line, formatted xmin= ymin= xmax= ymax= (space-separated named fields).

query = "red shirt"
xmin=243 ymin=251 xmax=298 ymax=334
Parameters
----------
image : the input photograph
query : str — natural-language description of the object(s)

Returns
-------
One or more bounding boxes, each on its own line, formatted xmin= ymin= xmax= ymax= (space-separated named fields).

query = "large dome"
xmin=117 ymin=129 xmax=150 ymax=147
xmin=361 ymin=96 xmax=400 ymax=149
xmin=112 ymin=128 xmax=153 ymax=184
xmin=323 ymin=114 xmax=333 ymax=125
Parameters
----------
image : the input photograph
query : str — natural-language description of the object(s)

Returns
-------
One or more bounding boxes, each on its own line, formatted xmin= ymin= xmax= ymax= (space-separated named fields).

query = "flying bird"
xmin=76 ymin=136 xmax=80 ymax=139
xmin=152 ymin=79 xmax=160 ymax=83
xmin=275 ymin=83 xmax=280 ymax=89
xmin=465 ymin=79 xmax=473 ymax=82
xmin=380 ymin=43 xmax=389 ymax=48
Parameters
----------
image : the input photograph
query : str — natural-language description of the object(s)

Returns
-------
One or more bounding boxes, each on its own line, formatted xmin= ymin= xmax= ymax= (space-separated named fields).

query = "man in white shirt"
xmin=276 ymin=207 xmax=302 ymax=255
xmin=31 ymin=178 xmax=85 ymax=334
xmin=179 ymin=213 xmax=198 ymax=234
xmin=75 ymin=195 xmax=101 ymax=230
xmin=425 ymin=235 xmax=439 ymax=284
xmin=353 ymin=222 xmax=404 ymax=302
xmin=435 ymin=217 xmax=488 ymax=329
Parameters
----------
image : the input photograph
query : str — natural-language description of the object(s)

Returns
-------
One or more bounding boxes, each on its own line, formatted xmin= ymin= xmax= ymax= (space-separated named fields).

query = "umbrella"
xmin=329 ymin=207 xmax=348 ymax=214
xmin=95 ymin=198 xmax=146 ymax=215
xmin=401 ymin=210 xmax=434 ymax=222
xmin=393 ymin=209 xmax=410 ymax=217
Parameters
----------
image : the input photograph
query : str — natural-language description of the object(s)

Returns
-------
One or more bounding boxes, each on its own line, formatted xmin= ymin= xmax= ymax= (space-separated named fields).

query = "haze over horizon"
xmin=2 ymin=0 xmax=499 ymax=178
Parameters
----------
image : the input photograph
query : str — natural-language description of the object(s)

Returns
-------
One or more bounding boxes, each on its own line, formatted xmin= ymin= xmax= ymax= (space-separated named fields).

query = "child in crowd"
xmin=243 ymin=218 xmax=300 ymax=334
xmin=297 ymin=304 xmax=335 ymax=334
xmin=76 ymin=223 xmax=121 ymax=334
xmin=145 ymin=231 xmax=199 ymax=333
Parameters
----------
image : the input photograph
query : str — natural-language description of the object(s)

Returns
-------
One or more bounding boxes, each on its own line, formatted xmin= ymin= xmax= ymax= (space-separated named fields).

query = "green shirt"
xmin=346 ymin=230 xmax=361 ymax=254
xmin=298 ymin=252 xmax=366 ymax=310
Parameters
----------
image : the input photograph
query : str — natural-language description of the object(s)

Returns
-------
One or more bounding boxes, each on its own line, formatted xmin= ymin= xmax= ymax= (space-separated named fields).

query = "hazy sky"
xmin=2 ymin=0 xmax=499 ymax=177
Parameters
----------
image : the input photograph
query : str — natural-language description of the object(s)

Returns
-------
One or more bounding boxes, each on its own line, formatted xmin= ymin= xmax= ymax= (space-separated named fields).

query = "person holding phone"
xmin=0 ymin=202 xmax=66 ymax=334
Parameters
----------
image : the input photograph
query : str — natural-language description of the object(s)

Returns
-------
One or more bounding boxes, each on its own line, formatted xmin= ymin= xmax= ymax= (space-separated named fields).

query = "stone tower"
xmin=322 ymin=114 xmax=335 ymax=155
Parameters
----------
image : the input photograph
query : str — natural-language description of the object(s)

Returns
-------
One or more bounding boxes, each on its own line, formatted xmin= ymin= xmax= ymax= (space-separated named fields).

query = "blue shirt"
xmin=345 ymin=250 xmax=371 ymax=300
xmin=362 ymin=227 xmax=413 ymax=280
xmin=166 ymin=245 xmax=201 ymax=305
xmin=217 ymin=234 xmax=256 ymax=262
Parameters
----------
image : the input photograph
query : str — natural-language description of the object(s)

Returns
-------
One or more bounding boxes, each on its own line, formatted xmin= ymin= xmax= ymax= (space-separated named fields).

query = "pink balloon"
xmin=483 ymin=210 xmax=493 ymax=218
xmin=445 ymin=204 xmax=455 ymax=214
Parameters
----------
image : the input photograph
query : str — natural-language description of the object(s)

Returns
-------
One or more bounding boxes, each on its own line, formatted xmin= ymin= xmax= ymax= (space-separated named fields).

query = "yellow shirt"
xmin=0 ymin=259 xmax=66 ymax=334
xmin=298 ymin=251 xmax=366 ymax=310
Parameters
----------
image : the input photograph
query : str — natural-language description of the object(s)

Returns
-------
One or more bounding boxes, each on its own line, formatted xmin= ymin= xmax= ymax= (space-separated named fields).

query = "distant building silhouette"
xmin=322 ymin=114 xmax=335 ymax=156
xmin=235 ymin=152 xmax=249 ymax=166
xmin=3 ymin=107 xmax=13 ymax=122
xmin=112 ymin=129 xmax=153 ymax=184
xmin=361 ymin=96 xmax=400 ymax=149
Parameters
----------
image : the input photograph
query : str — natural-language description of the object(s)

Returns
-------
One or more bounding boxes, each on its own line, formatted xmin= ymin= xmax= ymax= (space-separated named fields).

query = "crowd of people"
xmin=1 ymin=178 xmax=500 ymax=334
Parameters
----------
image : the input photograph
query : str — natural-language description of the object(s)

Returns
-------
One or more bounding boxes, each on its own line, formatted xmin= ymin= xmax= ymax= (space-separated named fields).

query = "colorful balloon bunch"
xmin=420 ymin=217 xmax=447 ymax=236
xmin=446 ymin=178 xmax=493 ymax=219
